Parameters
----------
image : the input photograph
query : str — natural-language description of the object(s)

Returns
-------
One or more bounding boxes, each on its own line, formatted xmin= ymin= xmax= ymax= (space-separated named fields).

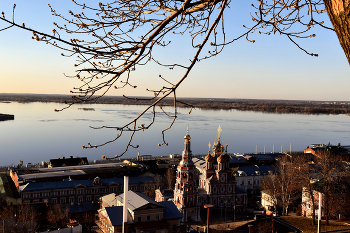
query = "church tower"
xmin=174 ymin=127 xmax=201 ymax=222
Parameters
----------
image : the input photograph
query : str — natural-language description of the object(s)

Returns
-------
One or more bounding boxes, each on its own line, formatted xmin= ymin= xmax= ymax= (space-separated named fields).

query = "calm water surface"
xmin=1 ymin=102 xmax=350 ymax=166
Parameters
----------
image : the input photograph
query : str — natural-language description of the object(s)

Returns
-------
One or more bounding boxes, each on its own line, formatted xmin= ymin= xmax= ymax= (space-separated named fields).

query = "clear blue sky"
xmin=0 ymin=0 xmax=349 ymax=101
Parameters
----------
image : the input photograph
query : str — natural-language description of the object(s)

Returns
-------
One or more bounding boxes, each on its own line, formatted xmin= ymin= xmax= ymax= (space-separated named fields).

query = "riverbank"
xmin=1 ymin=93 xmax=350 ymax=115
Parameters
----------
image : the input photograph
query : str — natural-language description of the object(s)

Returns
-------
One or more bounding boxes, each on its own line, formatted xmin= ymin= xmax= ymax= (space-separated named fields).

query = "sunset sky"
xmin=1 ymin=0 xmax=349 ymax=101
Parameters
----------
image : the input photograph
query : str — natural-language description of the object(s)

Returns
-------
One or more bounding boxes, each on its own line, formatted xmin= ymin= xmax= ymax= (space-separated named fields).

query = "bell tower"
xmin=173 ymin=127 xmax=201 ymax=222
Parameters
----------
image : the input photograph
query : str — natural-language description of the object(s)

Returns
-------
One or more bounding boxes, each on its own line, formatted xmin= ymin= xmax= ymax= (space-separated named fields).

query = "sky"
xmin=0 ymin=0 xmax=349 ymax=101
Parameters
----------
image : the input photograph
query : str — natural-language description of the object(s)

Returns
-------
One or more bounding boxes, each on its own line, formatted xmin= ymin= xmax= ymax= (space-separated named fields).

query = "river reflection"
xmin=1 ymin=101 xmax=350 ymax=166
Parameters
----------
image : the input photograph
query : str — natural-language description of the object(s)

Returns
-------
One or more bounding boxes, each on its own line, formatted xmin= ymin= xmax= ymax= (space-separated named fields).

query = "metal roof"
xmin=105 ymin=206 xmax=133 ymax=226
xmin=116 ymin=191 xmax=163 ymax=211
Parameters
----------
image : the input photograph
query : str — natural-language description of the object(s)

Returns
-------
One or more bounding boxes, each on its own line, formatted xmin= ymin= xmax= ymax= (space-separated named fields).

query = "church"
xmin=156 ymin=126 xmax=247 ymax=222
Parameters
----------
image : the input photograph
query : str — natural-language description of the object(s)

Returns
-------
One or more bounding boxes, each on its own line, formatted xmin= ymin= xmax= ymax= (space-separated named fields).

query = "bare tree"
xmin=1 ymin=0 xmax=349 ymax=158
xmin=47 ymin=204 xmax=69 ymax=229
xmin=0 ymin=204 xmax=38 ymax=233
xmin=262 ymin=156 xmax=303 ymax=216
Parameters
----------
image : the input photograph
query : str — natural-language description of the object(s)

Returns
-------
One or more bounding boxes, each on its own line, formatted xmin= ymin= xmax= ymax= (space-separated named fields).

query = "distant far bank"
xmin=1 ymin=93 xmax=350 ymax=115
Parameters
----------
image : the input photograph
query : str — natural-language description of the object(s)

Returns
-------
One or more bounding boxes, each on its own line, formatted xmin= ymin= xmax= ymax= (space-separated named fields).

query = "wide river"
xmin=1 ymin=101 xmax=350 ymax=166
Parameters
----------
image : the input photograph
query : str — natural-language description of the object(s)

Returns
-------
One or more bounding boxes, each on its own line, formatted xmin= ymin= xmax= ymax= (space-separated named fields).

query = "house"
xmin=97 ymin=190 xmax=182 ymax=233
xmin=233 ymin=165 xmax=274 ymax=195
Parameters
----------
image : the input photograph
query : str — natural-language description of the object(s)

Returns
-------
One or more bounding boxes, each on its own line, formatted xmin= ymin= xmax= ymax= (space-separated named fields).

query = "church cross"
xmin=217 ymin=125 xmax=222 ymax=141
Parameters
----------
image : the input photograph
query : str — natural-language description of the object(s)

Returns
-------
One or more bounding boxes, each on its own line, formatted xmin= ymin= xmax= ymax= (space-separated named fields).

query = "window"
xmin=52 ymin=191 xmax=58 ymax=196
xmin=138 ymin=216 xmax=142 ymax=222
xmin=33 ymin=199 xmax=40 ymax=203
xmin=248 ymin=180 xmax=251 ymax=185
xmin=156 ymin=215 xmax=160 ymax=220
xmin=69 ymin=190 xmax=75 ymax=195
xmin=78 ymin=197 xmax=84 ymax=203
xmin=241 ymin=181 xmax=244 ymax=185
xmin=86 ymin=196 xmax=92 ymax=202
xmin=51 ymin=198 xmax=57 ymax=204
xmin=60 ymin=190 xmax=66 ymax=195
xmin=69 ymin=197 xmax=75 ymax=203
xmin=60 ymin=197 xmax=66 ymax=204
xmin=33 ymin=193 xmax=39 ymax=198
xmin=172 ymin=225 xmax=176 ymax=232
xmin=86 ymin=189 xmax=92 ymax=194
xmin=213 ymin=187 xmax=216 ymax=193
xmin=147 ymin=216 xmax=150 ymax=221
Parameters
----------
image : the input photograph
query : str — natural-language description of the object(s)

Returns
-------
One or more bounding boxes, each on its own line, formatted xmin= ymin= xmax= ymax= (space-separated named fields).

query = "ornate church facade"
xmin=194 ymin=126 xmax=241 ymax=211
xmin=155 ymin=126 xmax=246 ymax=222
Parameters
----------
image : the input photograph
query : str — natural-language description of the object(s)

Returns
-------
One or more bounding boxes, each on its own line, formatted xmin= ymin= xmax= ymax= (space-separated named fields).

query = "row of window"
xmin=136 ymin=214 xmax=161 ymax=222
xmin=22 ymin=185 xmax=152 ymax=199
xmin=239 ymin=179 xmax=260 ymax=186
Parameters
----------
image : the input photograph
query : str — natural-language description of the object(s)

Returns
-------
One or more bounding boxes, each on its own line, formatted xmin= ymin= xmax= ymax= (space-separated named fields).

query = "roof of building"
xmin=20 ymin=176 xmax=155 ymax=192
xmin=18 ymin=170 xmax=87 ymax=181
xmin=229 ymin=156 xmax=248 ymax=164
xmin=38 ymin=162 xmax=124 ymax=172
xmin=116 ymin=191 xmax=163 ymax=211
xmin=159 ymin=201 xmax=183 ymax=219
xmin=159 ymin=189 xmax=174 ymax=198
xmin=104 ymin=206 xmax=133 ymax=226
xmin=101 ymin=193 xmax=117 ymax=207
xmin=102 ymin=194 xmax=182 ymax=226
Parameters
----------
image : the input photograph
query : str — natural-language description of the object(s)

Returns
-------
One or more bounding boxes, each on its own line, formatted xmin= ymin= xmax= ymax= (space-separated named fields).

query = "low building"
xmin=19 ymin=176 xmax=155 ymax=205
xmin=97 ymin=190 xmax=182 ymax=233
xmin=233 ymin=165 xmax=274 ymax=195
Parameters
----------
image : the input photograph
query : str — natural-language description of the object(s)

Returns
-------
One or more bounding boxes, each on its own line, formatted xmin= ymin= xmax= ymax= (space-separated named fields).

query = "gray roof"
xmin=18 ymin=170 xmax=86 ymax=181
xmin=20 ymin=176 xmax=155 ymax=192
xmin=105 ymin=206 xmax=133 ymax=226
xmin=116 ymin=191 xmax=163 ymax=211
xmin=38 ymin=162 xmax=124 ymax=172
xmin=103 ymin=200 xmax=182 ymax=226
xmin=101 ymin=193 xmax=117 ymax=207
xmin=159 ymin=201 xmax=183 ymax=219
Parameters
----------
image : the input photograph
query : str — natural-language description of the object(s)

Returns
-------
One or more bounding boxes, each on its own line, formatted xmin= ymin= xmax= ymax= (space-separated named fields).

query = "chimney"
xmin=123 ymin=176 xmax=129 ymax=233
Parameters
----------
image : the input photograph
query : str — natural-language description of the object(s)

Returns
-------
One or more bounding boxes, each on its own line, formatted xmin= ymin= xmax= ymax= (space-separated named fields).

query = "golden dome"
xmin=205 ymin=153 xmax=214 ymax=162
xmin=217 ymin=153 xmax=230 ymax=163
